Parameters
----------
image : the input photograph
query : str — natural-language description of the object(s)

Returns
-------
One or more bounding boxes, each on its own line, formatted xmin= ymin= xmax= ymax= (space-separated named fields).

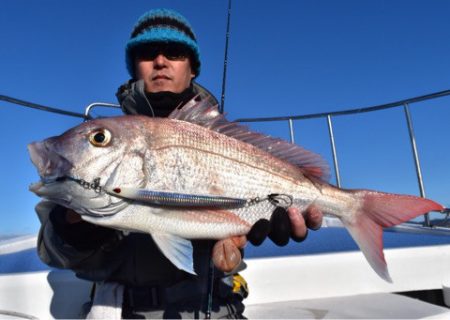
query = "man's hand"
xmin=212 ymin=206 xmax=323 ymax=272
xmin=65 ymin=209 xmax=83 ymax=224
xmin=212 ymin=236 xmax=246 ymax=273
xmin=282 ymin=205 xmax=322 ymax=243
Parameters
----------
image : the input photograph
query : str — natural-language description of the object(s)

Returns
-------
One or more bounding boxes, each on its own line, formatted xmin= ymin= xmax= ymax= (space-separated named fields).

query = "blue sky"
xmin=1 ymin=0 xmax=450 ymax=236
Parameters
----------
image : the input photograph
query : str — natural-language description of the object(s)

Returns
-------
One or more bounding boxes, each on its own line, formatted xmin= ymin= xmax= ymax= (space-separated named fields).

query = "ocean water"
xmin=245 ymin=227 xmax=450 ymax=258
xmin=1 ymin=227 xmax=449 ymax=274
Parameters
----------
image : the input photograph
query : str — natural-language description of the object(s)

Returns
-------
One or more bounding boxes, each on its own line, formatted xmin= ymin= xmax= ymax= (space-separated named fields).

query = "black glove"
xmin=247 ymin=207 xmax=308 ymax=246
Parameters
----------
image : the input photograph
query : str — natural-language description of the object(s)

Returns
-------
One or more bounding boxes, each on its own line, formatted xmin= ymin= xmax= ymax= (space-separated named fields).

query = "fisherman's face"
xmin=134 ymin=43 xmax=195 ymax=93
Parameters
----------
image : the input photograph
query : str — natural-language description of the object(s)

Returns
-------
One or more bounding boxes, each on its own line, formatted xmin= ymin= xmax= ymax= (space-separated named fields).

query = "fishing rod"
xmin=219 ymin=0 xmax=232 ymax=114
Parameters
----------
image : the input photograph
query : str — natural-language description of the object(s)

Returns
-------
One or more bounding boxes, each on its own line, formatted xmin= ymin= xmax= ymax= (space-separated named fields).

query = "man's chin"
xmin=148 ymin=80 xmax=173 ymax=92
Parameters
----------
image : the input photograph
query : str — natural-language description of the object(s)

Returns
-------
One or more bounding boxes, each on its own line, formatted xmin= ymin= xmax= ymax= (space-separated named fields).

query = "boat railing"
xmin=2 ymin=90 xmax=449 ymax=235
xmin=84 ymin=102 xmax=121 ymax=119
xmin=234 ymin=89 xmax=450 ymax=234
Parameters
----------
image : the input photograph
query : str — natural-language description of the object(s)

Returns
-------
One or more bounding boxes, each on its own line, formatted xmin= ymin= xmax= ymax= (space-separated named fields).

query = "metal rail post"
xmin=288 ymin=118 xmax=295 ymax=143
xmin=327 ymin=115 xmax=341 ymax=188
xmin=403 ymin=103 xmax=430 ymax=226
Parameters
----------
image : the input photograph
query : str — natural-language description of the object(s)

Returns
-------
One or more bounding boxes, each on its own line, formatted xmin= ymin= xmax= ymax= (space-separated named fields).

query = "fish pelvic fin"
xmin=342 ymin=190 xmax=443 ymax=282
xmin=151 ymin=233 xmax=196 ymax=275
xmin=169 ymin=97 xmax=330 ymax=181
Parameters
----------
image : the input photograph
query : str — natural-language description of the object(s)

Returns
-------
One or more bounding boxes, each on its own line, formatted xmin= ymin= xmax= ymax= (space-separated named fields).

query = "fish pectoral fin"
xmin=151 ymin=233 xmax=196 ymax=275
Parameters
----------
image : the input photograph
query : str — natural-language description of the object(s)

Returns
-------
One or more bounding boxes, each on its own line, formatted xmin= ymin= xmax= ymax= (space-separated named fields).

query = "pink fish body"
xmin=28 ymin=99 xmax=443 ymax=279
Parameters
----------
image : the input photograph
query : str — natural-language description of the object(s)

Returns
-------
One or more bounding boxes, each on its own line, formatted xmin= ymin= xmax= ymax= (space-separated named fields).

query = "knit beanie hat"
xmin=126 ymin=8 xmax=201 ymax=79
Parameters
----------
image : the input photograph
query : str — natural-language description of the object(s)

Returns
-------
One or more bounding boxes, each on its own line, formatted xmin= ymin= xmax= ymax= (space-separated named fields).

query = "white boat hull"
xmin=1 ymin=236 xmax=449 ymax=319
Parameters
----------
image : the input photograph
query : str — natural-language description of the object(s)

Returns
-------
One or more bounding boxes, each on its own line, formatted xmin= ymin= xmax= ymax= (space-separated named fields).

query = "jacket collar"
xmin=116 ymin=79 xmax=219 ymax=117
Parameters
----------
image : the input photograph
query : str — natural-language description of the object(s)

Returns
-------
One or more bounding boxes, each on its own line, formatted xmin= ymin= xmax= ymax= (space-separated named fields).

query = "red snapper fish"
xmin=28 ymin=99 xmax=443 ymax=281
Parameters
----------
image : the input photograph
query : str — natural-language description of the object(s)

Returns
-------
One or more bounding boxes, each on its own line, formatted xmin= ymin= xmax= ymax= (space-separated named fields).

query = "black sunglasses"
xmin=134 ymin=43 xmax=191 ymax=61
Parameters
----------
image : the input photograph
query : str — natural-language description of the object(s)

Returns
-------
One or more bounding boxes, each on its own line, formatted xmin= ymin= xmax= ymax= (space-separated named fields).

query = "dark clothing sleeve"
xmin=35 ymin=82 xmax=235 ymax=285
xmin=36 ymin=201 xmax=125 ymax=280
xmin=36 ymin=201 xmax=215 ymax=287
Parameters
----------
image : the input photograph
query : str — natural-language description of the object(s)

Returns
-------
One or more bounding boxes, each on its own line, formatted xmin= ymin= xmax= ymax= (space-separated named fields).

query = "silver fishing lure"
xmin=106 ymin=186 xmax=248 ymax=208
xmin=105 ymin=186 xmax=293 ymax=209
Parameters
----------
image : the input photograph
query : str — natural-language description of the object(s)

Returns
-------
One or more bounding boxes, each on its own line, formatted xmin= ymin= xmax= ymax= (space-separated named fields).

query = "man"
xmin=36 ymin=8 xmax=322 ymax=319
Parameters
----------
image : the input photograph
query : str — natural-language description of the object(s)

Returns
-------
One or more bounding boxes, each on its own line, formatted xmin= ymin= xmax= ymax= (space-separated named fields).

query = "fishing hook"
xmin=246 ymin=193 xmax=293 ymax=209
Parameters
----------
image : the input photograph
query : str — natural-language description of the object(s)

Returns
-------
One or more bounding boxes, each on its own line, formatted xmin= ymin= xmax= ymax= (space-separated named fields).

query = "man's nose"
xmin=153 ymin=54 xmax=167 ymax=67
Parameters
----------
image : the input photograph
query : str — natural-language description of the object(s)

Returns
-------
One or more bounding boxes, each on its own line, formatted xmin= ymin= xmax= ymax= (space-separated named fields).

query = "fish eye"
xmin=89 ymin=129 xmax=112 ymax=147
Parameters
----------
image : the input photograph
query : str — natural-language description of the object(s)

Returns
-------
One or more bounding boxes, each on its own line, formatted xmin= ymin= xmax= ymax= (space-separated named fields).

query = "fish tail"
xmin=341 ymin=190 xmax=443 ymax=282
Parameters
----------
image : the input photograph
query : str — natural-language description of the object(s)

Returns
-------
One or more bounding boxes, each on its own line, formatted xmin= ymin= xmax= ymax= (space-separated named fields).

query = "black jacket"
xmin=36 ymin=81 xmax=226 ymax=287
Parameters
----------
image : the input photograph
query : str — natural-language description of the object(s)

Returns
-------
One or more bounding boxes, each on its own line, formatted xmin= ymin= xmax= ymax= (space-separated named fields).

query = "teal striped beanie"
xmin=126 ymin=9 xmax=201 ymax=78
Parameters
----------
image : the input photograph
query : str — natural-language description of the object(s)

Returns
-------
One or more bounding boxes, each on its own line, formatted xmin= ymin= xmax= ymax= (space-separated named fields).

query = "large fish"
xmin=28 ymin=99 xmax=443 ymax=281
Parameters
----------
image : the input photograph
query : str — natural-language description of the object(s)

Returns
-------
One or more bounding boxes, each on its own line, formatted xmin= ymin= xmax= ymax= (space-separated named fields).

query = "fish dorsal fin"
xmin=169 ymin=98 xmax=330 ymax=181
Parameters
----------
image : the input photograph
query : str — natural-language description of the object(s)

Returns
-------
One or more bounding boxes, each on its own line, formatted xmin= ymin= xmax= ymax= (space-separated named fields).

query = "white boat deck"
xmin=245 ymin=292 xmax=450 ymax=319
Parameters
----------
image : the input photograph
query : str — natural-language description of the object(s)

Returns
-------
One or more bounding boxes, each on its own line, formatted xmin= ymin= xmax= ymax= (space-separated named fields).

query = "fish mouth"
xmin=28 ymin=139 xmax=127 ymax=218
xmin=28 ymin=141 xmax=73 ymax=194
xmin=29 ymin=177 xmax=67 ymax=193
